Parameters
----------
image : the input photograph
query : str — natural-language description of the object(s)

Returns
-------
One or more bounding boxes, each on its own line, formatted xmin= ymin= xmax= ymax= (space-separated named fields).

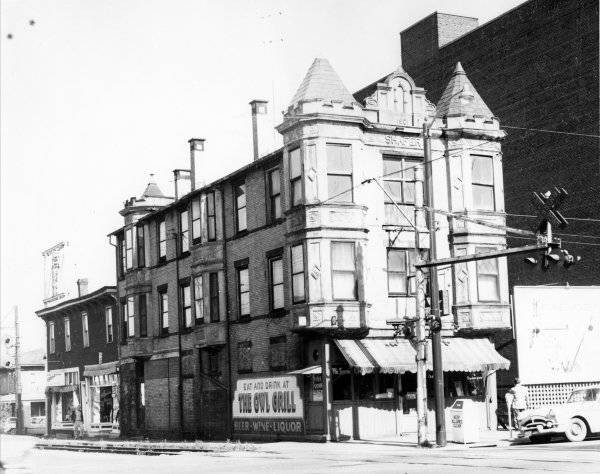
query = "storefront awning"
xmin=334 ymin=338 xmax=509 ymax=375
xmin=289 ymin=365 xmax=322 ymax=375
xmin=83 ymin=361 xmax=119 ymax=377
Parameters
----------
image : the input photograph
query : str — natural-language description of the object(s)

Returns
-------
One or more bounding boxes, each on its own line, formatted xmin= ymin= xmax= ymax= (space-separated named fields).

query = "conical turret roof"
xmin=141 ymin=178 xmax=165 ymax=198
xmin=290 ymin=58 xmax=355 ymax=107
xmin=435 ymin=62 xmax=494 ymax=120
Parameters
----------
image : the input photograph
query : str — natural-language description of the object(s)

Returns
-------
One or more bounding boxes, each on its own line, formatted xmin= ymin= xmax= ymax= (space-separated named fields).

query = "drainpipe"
xmin=221 ymin=185 xmax=234 ymax=439
xmin=172 ymin=225 xmax=185 ymax=439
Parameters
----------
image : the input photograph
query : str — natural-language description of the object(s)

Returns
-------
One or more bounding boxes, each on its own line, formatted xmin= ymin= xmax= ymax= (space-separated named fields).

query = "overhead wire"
xmin=502 ymin=125 xmax=600 ymax=139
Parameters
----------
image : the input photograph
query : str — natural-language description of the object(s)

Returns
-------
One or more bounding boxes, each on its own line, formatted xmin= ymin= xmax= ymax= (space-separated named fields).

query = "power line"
xmin=506 ymin=213 xmax=600 ymax=223
xmin=321 ymin=140 xmax=497 ymax=205
xmin=559 ymin=240 xmax=600 ymax=248
xmin=502 ymin=125 xmax=600 ymax=139
xmin=555 ymin=232 xmax=600 ymax=240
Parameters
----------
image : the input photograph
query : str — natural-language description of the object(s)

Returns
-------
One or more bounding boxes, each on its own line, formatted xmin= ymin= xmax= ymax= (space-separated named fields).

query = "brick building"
xmin=399 ymin=0 xmax=599 ymax=286
xmin=36 ymin=283 xmax=119 ymax=437
xmin=111 ymin=56 xmax=514 ymax=441
xmin=398 ymin=0 xmax=599 ymax=394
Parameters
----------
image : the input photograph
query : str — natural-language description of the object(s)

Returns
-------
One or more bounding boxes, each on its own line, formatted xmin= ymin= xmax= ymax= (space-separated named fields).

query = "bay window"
xmin=289 ymin=148 xmax=302 ymax=207
xmin=327 ymin=144 xmax=353 ymax=203
xmin=331 ymin=242 xmax=357 ymax=300
xmin=194 ymin=275 xmax=204 ymax=324
xmin=472 ymin=155 xmax=495 ymax=211
xmin=291 ymin=244 xmax=305 ymax=303
xmin=476 ymin=247 xmax=500 ymax=301
xmin=127 ymin=296 xmax=135 ymax=337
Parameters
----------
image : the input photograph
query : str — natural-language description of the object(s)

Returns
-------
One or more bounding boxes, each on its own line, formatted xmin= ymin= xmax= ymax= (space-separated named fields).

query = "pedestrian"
xmin=72 ymin=405 xmax=84 ymax=439
xmin=508 ymin=377 xmax=528 ymax=429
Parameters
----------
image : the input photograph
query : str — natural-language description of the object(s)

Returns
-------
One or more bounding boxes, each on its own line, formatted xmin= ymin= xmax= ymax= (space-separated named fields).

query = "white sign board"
xmin=514 ymin=286 xmax=600 ymax=384
xmin=232 ymin=376 xmax=304 ymax=435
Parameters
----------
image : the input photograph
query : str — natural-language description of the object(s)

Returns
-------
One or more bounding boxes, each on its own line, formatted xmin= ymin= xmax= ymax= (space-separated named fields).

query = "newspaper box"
xmin=450 ymin=399 xmax=480 ymax=443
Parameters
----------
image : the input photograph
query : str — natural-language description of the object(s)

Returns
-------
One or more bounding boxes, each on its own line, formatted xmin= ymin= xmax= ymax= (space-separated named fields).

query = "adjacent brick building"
xmin=36 ymin=283 xmax=119 ymax=437
xmin=111 ymin=56 xmax=513 ymax=441
xmin=398 ymin=0 xmax=599 ymax=394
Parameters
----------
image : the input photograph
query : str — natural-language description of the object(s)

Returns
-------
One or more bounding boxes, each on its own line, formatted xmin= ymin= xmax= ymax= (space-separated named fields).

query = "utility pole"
xmin=375 ymin=172 xmax=429 ymax=447
xmin=413 ymin=165 xmax=429 ymax=446
xmin=422 ymin=122 xmax=446 ymax=446
xmin=14 ymin=305 xmax=23 ymax=435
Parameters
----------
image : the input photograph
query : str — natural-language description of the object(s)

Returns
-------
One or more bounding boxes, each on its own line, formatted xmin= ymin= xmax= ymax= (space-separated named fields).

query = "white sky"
xmin=1 ymin=0 xmax=526 ymax=350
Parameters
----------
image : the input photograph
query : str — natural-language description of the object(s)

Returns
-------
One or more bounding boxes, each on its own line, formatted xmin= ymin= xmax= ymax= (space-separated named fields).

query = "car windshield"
xmin=567 ymin=388 xmax=600 ymax=403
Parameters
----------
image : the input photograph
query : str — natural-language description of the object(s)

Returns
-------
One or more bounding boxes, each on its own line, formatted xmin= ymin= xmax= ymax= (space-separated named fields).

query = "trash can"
xmin=449 ymin=399 xmax=480 ymax=443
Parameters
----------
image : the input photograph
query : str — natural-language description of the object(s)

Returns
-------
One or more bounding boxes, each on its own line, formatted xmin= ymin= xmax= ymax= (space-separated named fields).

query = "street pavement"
xmin=1 ymin=435 xmax=599 ymax=473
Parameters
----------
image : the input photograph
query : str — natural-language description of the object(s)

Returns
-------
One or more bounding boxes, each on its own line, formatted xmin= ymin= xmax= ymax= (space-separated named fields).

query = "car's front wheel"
xmin=565 ymin=418 xmax=588 ymax=442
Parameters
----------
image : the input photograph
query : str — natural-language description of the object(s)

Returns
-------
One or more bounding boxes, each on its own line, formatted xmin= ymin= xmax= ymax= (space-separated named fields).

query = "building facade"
xmin=111 ymin=57 xmax=512 ymax=441
xmin=36 ymin=284 xmax=119 ymax=437
xmin=0 ymin=349 xmax=46 ymax=435
xmin=398 ymin=0 xmax=599 ymax=396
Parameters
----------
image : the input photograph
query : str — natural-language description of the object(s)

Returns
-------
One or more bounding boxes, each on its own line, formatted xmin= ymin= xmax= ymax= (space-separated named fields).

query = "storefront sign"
xmin=233 ymin=376 xmax=304 ymax=434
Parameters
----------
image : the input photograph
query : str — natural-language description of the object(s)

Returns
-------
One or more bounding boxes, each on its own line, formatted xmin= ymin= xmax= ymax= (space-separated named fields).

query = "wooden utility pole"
xmin=374 ymin=173 xmax=429 ymax=446
xmin=422 ymin=123 xmax=446 ymax=446
xmin=14 ymin=305 xmax=23 ymax=435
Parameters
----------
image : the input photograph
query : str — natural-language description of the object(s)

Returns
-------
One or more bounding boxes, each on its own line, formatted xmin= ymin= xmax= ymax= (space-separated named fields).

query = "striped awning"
xmin=289 ymin=365 xmax=322 ymax=375
xmin=334 ymin=337 xmax=509 ymax=375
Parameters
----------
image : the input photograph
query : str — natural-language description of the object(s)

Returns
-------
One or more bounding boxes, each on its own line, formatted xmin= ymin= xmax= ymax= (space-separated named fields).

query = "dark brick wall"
xmin=401 ymin=0 xmax=600 ymax=287
xmin=44 ymin=294 xmax=118 ymax=375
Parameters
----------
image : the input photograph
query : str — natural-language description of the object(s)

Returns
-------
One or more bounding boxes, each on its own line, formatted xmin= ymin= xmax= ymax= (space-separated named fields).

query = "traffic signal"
xmin=561 ymin=249 xmax=581 ymax=268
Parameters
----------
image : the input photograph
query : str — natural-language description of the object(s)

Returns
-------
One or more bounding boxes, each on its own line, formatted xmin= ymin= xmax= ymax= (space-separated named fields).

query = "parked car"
xmin=519 ymin=386 xmax=600 ymax=442
xmin=2 ymin=417 xmax=16 ymax=434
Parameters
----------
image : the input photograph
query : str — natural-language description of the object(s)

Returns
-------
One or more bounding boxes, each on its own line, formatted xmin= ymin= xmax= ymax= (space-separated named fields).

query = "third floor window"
xmin=192 ymin=198 xmax=201 ymax=243
xmin=382 ymin=156 xmax=418 ymax=226
xmin=268 ymin=168 xmax=282 ymax=221
xmin=137 ymin=224 xmax=145 ymax=268
xmin=235 ymin=183 xmax=247 ymax=232
xmin=125 ymin=228 xmax=133 ymax=269
xmin=158 ymin=219 xmax=166 ymax=262
xmin=207 ymin=191 xmax=217 ymax=241
xmin=289 ymin=148 xmax=302 ymax=207
xmin=327 ymin=144 xmax=353 ymax=203
xmin=472 ymin=155 xmax=495 ymax=211
xmin=180 ymin=209 xmax=189 ymax=253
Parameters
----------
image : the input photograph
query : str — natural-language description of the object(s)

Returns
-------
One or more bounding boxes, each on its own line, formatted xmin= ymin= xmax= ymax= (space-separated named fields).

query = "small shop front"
xmin=82 ymin=361 xmax=120 ymax=437
xmin=47 ymin=367 xmax=81 ymax=436
xmin=299 ymin=337 xmax=510 ymax=441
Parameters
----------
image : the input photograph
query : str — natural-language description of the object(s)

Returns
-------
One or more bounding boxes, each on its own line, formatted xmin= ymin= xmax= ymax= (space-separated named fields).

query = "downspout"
xmin=107 ymin=235 xmax=124 ymax=437
xmin=173 ymin=223 xmax=185 ymax=439
xmin=221 ymin=185 xmax=234 ymax=439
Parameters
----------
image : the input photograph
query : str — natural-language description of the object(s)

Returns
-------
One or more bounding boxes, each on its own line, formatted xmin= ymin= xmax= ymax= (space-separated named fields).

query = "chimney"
xmin=188 ymin=138 xmax=205 ymax=190
xmin=250 ymin=100 xmax=271 ymax=161
xmin=77 ymin=278 xmax=88 ymax=297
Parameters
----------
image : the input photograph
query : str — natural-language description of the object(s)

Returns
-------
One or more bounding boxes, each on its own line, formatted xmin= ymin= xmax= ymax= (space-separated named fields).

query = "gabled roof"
xmin=435 ymin=62 xmax=494 ymax=120
xmin=290 ymin=58 xmax=355 ymax=107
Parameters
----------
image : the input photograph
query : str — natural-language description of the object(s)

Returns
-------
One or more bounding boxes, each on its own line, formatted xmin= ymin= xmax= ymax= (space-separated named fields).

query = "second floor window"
xmin=472 ymin=155 xmax=495 ymax=211
xmin=291 ymin=244 xmax=305 ymax=303
xmin=237 ymin=341 xmax=253 ymax=373
xmin=181 ymin=282 xmax=192 ymax=328
xmin=476 ymin=247 xmax=500 ymax=302
xmin=139 ymin=295 xmax=147 ymax=337
xmin=127 ymin=296 xmax=135 ymax=337
xmin=64 ymin=317 xmax=71 ymax=351
xmin=105 ymin=307 xmax=113 ymax=343
xmin=49 ymin=322 xmax=55 ymax=354
xmin=207 ymin=191 xmax=216 ymax=241
xmin=137 ymin=224 xmax=145 ymax=267
xmin=235 ymin=183 xmax=247 ymax=232
xmin=331 ymin=242 xmax=357 ymax=300
xmin=158 ymin=219 xmax=166 ymax=261
xmin=327 ymin=144 xmax=353 ymax=203
xmin=82 ymin=312 xmax=89 ymax=348
xmin=180 ymin=209 xmax=189 ymax=253
xmin=268 ymin=168 xmax=282 ymax=221
xmin=209 ymin=273 xmax=220 ymax=323
xmin=237 ymin=266 xmax=249 ymax=319
xmin=269 ymin=256 xmax=284 ymax=311
xmin=192 ymin=198 xmax=201 ymax=243
xmin=289 ymin=147 xmax=302 ymax=207
xmin=125 ymin=228 xmax=134 ymax=269
xmin=194 ymin=275 xmax=204 ymax=324
xmin=121 ymin=301 xmax=127 ymax=343
xmin=383 ymin=156 xmax=417 ymax=226
xmin=387 ymin=249 xmax=415 ymax=296
xmin=159 ymin=288 xmax=169 ymax=334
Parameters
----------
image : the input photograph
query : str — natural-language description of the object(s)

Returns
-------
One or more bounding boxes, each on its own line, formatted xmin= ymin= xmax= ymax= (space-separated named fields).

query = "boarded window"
xmin=269 ymin=336 xmax=287 ymax=371
xmin=237 ymin=341 xmax=252 ymax=373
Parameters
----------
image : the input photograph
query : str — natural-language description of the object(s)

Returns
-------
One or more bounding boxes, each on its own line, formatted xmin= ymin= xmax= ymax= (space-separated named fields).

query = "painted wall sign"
xmin=364 ymin=133 xmax=423 ymax=149
xmin=233 ymin=376 xmax=304 ymax=434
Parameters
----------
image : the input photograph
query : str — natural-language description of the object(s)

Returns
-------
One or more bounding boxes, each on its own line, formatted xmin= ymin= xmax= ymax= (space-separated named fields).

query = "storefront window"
xmin=332 ymin=369 xmax=352 ymax=401
xmin=100 ymin=386 xmax=114 ymax=423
